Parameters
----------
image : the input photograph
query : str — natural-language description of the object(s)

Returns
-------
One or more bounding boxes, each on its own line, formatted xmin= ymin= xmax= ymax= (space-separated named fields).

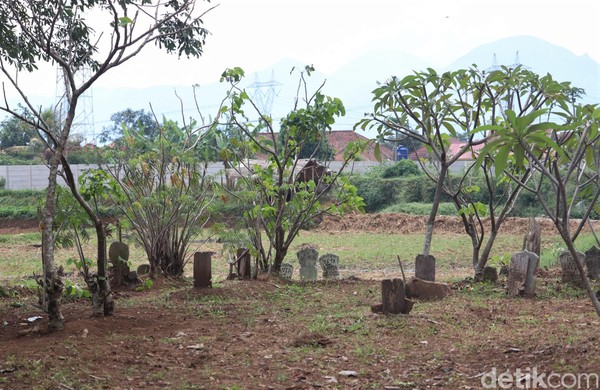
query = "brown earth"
xmin=1 ymin=277 xmax=599 ymax=389
xmin=1 ymin=214 xmax=600 ymax=389
xmin=2 ymin=213 xmax=591 ymax=237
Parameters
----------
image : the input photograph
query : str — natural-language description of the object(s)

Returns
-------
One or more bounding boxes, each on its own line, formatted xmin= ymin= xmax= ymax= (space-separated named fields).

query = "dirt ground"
xmin=1 ymin=214 xmax=600 ymax=389
xmin=0 ymin=213 xmax=589 ymax=237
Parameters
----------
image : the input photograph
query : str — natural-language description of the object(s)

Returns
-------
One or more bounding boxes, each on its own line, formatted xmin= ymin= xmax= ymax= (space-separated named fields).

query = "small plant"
xmin=135 ymin=279 xmax=154 ymax=292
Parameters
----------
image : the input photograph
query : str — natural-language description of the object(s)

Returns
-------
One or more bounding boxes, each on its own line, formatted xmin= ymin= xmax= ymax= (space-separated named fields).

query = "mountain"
xmin=81 ymin=36 xmax=600 ymax=140
xmin=444 ymin=35 xmax=600 ymax=104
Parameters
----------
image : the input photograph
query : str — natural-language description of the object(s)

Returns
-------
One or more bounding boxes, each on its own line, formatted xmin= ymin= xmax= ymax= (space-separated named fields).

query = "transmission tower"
xmin=55 ymin=65 xmax=96 ymax=145
xmin=247 ymin=70 xmax=282 ymax=117
xmin=485 ymin=53 xmax=502 ymax=73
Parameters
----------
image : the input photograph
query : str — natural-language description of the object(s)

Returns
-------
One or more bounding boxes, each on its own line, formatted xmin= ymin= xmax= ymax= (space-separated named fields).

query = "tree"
xmin=476 ymin=97 xmax=600 ymax=315
xmin=0 ymin=105 xmax=37 ymax=148
xmin=0 ymin=0 xmax=215 ymax=327
xmin=358 ymin=66 xmax=567 ymax=279
xmin=219 ymin=66 xmax=365 ymax=273
xmin=99 ymin=108 xmax=159 ymax=144
xmin=102 ymin=119 xmax=213 ymax=277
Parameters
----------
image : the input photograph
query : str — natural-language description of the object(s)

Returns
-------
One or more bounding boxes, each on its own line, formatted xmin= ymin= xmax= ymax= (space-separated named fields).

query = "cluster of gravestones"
xmin=558 ymin=247 xmax=600 ymax=287
xmin=108 ymin=240 xmax=150 ymax=286
xmin=279 ymin=247 xmax=340 ymax=281
xmin=487 ymin=247 xmax=600 ymax=298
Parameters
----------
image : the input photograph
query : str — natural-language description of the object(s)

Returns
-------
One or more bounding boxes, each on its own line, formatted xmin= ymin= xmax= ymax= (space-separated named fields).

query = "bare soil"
xmin=1 ymin=214 xmax=599 ymax=389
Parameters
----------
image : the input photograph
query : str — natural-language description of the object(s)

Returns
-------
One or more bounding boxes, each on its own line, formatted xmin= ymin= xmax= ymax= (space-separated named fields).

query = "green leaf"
xmin=374 ymin=143 xmax=382 ymax=162
xmin=494 ymin=146 xmax=510 ymax=177
xmin=119 ymin=17 xmax=133 ymax=27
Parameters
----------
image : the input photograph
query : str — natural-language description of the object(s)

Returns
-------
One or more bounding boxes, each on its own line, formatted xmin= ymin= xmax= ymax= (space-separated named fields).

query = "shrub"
xmin=350 ymin=176 xmax=398 ymax=212
xmin=381 ymin=160 xmax=421 ymax=178
xmin=0 ymin=177 xmax=5 ymax=190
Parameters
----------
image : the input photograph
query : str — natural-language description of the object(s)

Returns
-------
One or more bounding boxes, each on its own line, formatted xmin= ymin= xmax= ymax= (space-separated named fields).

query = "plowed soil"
xmin=316 ymin=212 xmax=591 ymax=237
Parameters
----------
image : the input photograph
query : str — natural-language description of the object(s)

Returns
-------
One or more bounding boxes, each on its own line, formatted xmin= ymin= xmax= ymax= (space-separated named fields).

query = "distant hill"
xmin=444 ymin=35 xmax=600 ymax=105
xmin=76 ymin=35 xmax=600 ymax=141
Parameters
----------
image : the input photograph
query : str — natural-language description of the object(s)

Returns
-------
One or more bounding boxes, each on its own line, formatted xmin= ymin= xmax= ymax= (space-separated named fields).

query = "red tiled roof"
xmin=256 ymin=131 xmax=395 ymax=161
xmin=413 ymin=138 xmax=485 ymax=161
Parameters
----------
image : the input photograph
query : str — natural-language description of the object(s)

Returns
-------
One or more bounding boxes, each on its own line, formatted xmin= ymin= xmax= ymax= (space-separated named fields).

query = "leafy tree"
xmin=0 ymin=105 xmax=37 ymax=148
xmin=476 ymin=97 xmax=600 ymax=315
xmin=219 ymin=66 xmax=365 ymax=273
xmin=99 ymin=108 xmax=159 ymax=144
xmin=0 ymin=0 xmax=214 ymax=327
xmin=358 ymin=66 xmax=565 ymax=278
xmin=101 ymin=119 xmax=213 ymax=277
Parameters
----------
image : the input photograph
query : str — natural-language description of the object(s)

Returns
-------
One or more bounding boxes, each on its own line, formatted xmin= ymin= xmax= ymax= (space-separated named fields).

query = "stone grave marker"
xmin=297 ymin=247 xmax=318 ymax=281
xmin=280 ymin=263 xmax=294 ymax=280
xmin=319 ymin=253 xmax=340 ymax=280
xmin=559 ymin=251 xmax=585 ymax=287
xmin=584 ymin=246 xmax=600 ymax=279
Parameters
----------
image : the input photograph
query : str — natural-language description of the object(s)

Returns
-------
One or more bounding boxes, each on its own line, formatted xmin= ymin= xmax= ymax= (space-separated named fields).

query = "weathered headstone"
xmin=319 ymin=253 xmax=340 ymax=280
xmin=379 ymin=278 xmax=413 ymax=314
xmin=236 ymin=248 xmax=252 ymax=279
xmin=482 ymin=266 xmax=498 ymax=283
xmin=136 ymin=263 xmax=150 ymax=276
xmin=280 ymin=263 xmax=294 ymax=280
xmin=559 ymin=251 xmax=585 ymax=287
xmin=415 ymin=254 xmax=436 ymax=281
xmin=109 ymin=241 xmax=130 ymax=287
xmin=194 ymin=252 xmax=212 ymax=288
xmin=522 ymin=217 xmax=541 ymax=257
xmin=297 ymin=247 xmax=318 ymax=281
xmin=507 ymin=250 xmax=539 ymax=298
xmin=584 ymin=246 xmax=600 ymax=280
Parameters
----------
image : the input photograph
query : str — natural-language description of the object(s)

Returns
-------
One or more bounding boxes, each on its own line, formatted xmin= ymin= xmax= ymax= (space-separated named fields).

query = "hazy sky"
xmin=7 ymin=0 xmax=600 ymax=95
xmin=102 ymin=0 xmax=600 ymax=87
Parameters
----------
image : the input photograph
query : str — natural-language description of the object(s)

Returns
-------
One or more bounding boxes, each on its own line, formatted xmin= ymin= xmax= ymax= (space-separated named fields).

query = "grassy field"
xmin=0 ymin=228 xmax=596 ymax=285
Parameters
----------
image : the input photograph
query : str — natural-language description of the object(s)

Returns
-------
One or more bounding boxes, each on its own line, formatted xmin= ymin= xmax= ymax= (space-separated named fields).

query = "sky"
xmin=103 ymin=0 xmax=600 ymax=88
xmin=5 ymin=0 xmax=600 ymax=94
xmin=2 ymin=0 xmax=599 ymax=135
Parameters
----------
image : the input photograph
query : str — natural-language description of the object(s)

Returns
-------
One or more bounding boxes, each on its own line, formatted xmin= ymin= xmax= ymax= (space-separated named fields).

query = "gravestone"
xmin=379 ymin=278 xmax=413 ymax=314
xmin=559 ymin=251 xmax=585 ymax=287
xmin=415 ymin=254 xmax=436 ymax=281
xmin=109 ymin=241 xmax=130 ymax=287
xmin=280 ymin=263 xmax=294 ymax=280
xmin=319 ymin=253 xmax=340 ymax=280
xmin=507 ymin=250 xmax=539 ymax=298
xmin=297 ymin=247 xmax=318 ymax=281
xmin=482 ymin=266 xmax=498 ymax=283
xmin=136 ymin=263 xmax=150 ymax=276
xmin=236 ymin=248 xmax=252 ymax=279
xmin=584 ymin=246 xmax=600 ymax=279
xmin=194 ymin=252 xmax=212 ymax=288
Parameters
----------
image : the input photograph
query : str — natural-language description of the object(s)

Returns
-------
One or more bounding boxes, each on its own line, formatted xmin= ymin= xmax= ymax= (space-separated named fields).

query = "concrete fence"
xmin=0 ymin=161 xmax=383 ymax=191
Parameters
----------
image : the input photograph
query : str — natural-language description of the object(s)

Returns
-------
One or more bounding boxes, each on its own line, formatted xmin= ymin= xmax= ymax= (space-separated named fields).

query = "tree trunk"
xmin=41 ymin=151 xmax=64 ymax=331
xmin=563 ymin=238 xmax=600 ymax=316
xmin=475 ymin=229 xmax=499 ymax=281
xmin=422 ymin=164 xmax=448 ymax=256
xmin=61 ymin=156 xmax=113 ymax=315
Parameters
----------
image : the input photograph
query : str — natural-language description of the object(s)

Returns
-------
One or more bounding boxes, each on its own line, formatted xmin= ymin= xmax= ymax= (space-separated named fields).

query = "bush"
xmin=349 ymin=176 xmax=398 ymax=212
xmin=0 ymin=177 xmax=5 ymax=190
xmin=381 ymin=160 xmax=421 ymax=178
